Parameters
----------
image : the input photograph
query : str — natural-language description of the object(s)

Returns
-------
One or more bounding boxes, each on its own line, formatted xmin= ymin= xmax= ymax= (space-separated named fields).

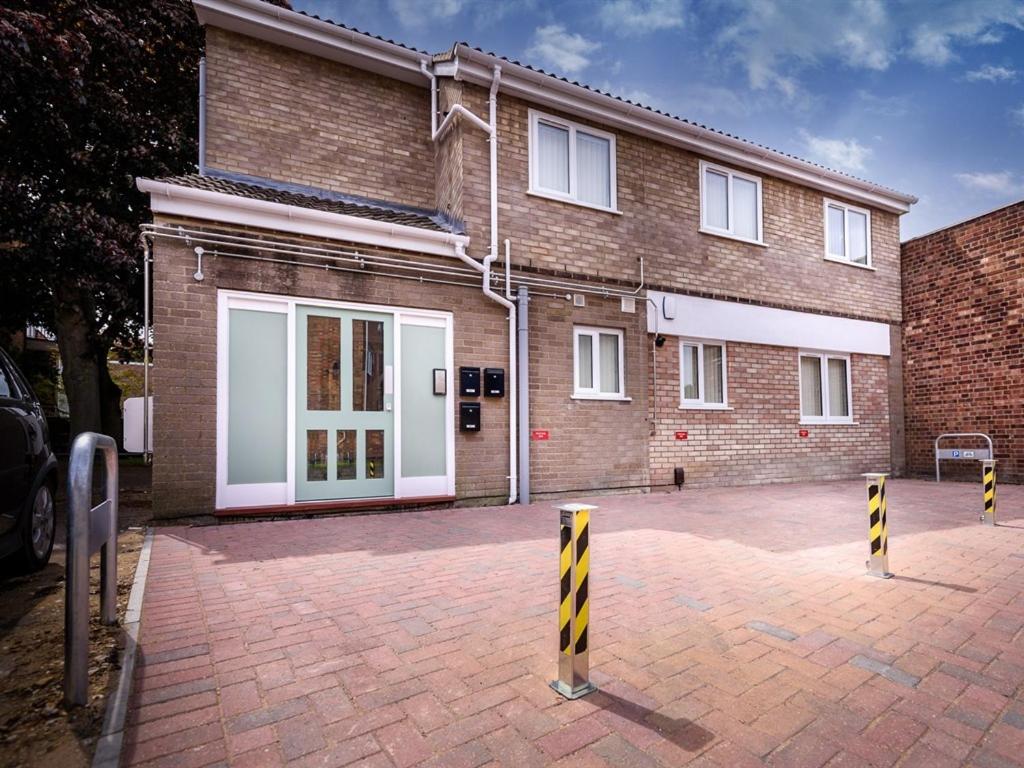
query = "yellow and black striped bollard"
xmin=981 ymin=460 xmax=996 ymax=526
xmin=551 ymin=503 xmax=597 ymax=700
xmin=864 ymin=473 xmax=893 ymax=578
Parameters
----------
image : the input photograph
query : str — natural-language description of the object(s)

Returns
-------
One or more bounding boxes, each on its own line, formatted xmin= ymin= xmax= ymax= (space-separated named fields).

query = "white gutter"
xmin=136 ymin=178 xmax=468 ymax=258
xmin=422 ymin=61 xmax=518 ymax=505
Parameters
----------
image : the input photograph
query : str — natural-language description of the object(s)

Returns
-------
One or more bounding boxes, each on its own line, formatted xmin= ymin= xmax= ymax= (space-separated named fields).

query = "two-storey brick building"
xmin=137 ymin=0 xmax=916 ymax=518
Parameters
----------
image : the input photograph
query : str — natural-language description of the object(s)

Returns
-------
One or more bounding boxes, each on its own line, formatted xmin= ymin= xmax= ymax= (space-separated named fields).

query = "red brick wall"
xmin=902 ymin=202 xmax=1024 ymax=481
xmin=649 ymin=339 xmax=892 ymax=487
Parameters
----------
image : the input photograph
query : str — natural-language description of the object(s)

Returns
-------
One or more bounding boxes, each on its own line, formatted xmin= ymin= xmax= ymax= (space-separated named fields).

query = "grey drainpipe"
xmin=517 ymin=286 xmax=530 ymax=504
xmin=198 ymin=57 xmax=207 ymax=175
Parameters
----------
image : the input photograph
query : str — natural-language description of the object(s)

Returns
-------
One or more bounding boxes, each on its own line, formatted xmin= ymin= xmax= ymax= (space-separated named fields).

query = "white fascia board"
xmin=453 ymin=52 xmax=915 ymax=215
xmin=193 ymin=0 xmax=429 ymax=86
xmin=647 ymin=291 xmax=891 ymax=356
xmin=137 ymin=178 xmax=469 ymax=258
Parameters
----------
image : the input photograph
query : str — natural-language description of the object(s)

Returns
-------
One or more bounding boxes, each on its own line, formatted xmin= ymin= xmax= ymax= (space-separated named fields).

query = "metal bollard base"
xmin=550 ymin=679 xmax=598 ymax=700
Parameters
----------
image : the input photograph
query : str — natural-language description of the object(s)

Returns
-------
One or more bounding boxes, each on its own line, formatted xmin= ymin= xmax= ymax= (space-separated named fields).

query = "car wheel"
xmin=21 ymin=483 xmax=55 ymax=571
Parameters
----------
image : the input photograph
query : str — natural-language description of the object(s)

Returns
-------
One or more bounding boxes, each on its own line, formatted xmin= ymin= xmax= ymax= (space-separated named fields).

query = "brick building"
xmin=902 ymin=200 xmax=1023 ymax=482
xmin=137 ymin=0 xmax=916 ymax=518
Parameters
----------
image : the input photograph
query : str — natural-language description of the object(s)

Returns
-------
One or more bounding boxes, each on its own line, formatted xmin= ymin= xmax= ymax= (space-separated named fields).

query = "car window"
xmin=0 ymin=357 xmax=19 ymax=399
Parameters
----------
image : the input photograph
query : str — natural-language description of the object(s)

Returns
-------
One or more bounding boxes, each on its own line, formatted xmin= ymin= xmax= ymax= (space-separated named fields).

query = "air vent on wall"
xmin=572 ymin=294 xmax=586 ymax=307
xmin=620 ymin=297 xmax=636 ymax=314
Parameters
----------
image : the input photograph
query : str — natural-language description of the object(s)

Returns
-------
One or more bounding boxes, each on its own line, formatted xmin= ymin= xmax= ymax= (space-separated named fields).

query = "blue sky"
xmin=292 ymin=0 xmax=1024 ymax=239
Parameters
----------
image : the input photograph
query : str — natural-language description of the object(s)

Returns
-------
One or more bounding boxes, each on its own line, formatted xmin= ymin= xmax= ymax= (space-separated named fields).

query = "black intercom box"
xmin=484 ymin=368 xmax=505 ymax=397
xmin=459 ymin=367 xmax=481 ymax=396
xmin=459 ymin=402 xmax=481 ymax=432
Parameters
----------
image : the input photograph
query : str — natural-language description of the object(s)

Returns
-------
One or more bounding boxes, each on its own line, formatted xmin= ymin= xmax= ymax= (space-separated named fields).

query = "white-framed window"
xmin=573 ymin=326 xmax=625 ymax=399
xmin=679 ymin=339 xmax=728 ymax=408
xmin=799 ymin=351 xmax=853 ymax=424
xmin=529 ymin=109 xmax=617 ymax=212
xmin=824 ymin=199 xmax=872 ymax=267
xmin=699 ymin=160 xmax=763 ymax=245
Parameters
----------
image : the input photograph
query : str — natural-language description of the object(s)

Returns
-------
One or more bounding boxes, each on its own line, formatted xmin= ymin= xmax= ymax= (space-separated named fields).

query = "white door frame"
xmin=216 ymin=289 xmax=455 ymax=509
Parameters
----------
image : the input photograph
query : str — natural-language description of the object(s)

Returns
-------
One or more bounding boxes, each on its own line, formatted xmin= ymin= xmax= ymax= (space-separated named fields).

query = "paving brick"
xmin=122 ymin=482 xmax=1024 ymax=767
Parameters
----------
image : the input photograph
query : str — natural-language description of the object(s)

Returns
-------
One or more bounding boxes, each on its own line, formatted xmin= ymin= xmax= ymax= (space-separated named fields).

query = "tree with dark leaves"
xmin=0 ymin=1 xmax=205 ymax=442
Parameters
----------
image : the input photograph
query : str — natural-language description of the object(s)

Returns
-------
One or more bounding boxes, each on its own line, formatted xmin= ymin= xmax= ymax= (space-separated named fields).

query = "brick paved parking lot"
xmin=122 ymin=479 xmax=1024 ymax=767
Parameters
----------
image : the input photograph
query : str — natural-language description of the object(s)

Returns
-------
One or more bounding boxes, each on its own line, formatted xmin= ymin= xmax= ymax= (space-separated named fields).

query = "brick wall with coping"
xmin=648 ymin=338 xmax=892 ymax=488
xmin=901 ymin=201 xmax=1024 ymax=482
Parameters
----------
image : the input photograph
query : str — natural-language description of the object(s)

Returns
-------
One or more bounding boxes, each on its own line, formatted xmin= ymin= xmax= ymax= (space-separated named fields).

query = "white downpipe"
xmin=424 ymin=60 xmax=517 ymax=504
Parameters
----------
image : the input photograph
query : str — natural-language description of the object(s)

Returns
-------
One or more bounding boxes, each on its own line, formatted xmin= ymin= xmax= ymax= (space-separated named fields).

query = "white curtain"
xmin=577 ymin=333 xmax=593 ymax=389
xmin=800 ymin=356 xmax=823 ymax=416
xmin=703 ymin=345 xmax=724 ymax=403
xmin=704 ymin=170 xmax=729 ymax=230
xmin=599 ymin=333 xmax=620 ymax=393
xmin=732 ymin=178 xmax=758 ymax=240
xmin=827 ymin=205 xmax=846 ymax=258
xmin=848 ymin=210 xmax=868 ymax=264
xmin=537 ymin=122 xmax=569 ymax=193
xmin=576 ymin=131 xmax=611 ymax=207
xmin=828 ymin=358 xmax=849 ymax=417
xmin=682 ymin=344 xmax=699 ymax=400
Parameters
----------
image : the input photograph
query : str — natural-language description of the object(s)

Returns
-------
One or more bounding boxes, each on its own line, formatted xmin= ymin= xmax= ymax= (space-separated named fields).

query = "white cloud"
xmin=598 ymin=0 xmax=686 ymax=36
xmin=800 ymin=130 xmax=872 ymax=173
xmin=965 ymin=64 xmax=1017 ymax=82
xmin=711 ymin=0 xmax=1024 ymax=102
xmin=954 ymin=171 xmax=1024 ymax=195
xmin=856 ymin=90 xmax=909 ymax=118
xmin=1012 ymin=103 xmax=1024 ymax=127
xmin=387 ymin=0 xmax=464 ymax=27
xmin=525 ymin=24 xmax=600 ymax=75
xmin=907 ymin=1 xmax=1024 ymax=65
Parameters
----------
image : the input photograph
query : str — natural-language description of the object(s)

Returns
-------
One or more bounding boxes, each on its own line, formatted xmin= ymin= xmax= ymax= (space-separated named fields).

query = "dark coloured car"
xmin=0 ymin=347 xmax=58 ymax=571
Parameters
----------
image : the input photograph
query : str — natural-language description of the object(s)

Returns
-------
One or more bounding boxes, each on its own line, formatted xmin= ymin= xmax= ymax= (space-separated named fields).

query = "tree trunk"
xmin=99 ymin=353 xmax=123 ymax=449
xmin=54 ymin=283 xmax=103 ymax=441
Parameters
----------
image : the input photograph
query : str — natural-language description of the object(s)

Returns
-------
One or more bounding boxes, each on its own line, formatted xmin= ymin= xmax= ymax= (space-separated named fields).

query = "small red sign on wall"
xmin=675 ymin=431 xmax=688 ymax=440
xmin=531 ymin=430 xmax=550 ymax=441
xmin=799 ymin=429 xmax=809 ymax=438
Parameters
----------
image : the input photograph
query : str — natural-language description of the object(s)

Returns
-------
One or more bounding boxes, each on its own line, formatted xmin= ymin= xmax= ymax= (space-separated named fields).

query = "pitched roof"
xmin=155 ymin=171 xmax=460 ymax=233
xmin=281 ymin=8 xmax=915 ymax=206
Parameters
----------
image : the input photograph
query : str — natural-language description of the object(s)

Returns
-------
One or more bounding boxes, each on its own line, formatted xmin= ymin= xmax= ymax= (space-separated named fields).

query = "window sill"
xmin=800 ymin=419 xmax=858 ymax=426
xmin=699 ymin=227 xmax=767 ymax=248
xmin=678 ymin=404 xmax=733 ymax=411
xmin=823 ymin=255 xmax=875 ymax=271
xmin=528 ymin=189 xmax=622 ymax=216
xmin=571 ymin=394 xmax=633 ymax=402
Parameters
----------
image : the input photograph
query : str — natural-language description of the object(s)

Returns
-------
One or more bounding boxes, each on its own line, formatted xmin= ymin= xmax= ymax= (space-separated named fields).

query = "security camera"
xmin=655 ymin=335 xmax=667 ymax=348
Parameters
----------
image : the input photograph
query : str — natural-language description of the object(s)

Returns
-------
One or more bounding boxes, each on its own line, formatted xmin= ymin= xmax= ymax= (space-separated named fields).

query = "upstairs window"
xmin=573 ymin=326 xmax=625 ymax=398
xmin=529 ymin=110 xmax=617 ymax=212
xmin=680 ymin=339 xmax=728 ymax=408
xmin=799 ymin=351 xmax=852 ymax=424
xmin=824 ymin=199 xmax=871 ymax=267
xmin=700 ymin=160 xmax=763 ymax=244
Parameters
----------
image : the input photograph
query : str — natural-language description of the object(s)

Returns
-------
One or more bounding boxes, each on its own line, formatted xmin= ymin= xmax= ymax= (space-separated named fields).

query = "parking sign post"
xmin=863 ymin=473 xmax=892 ymax=579
xmin=981 ymin=460 xmax=996 ymax=526
xmin=551 ymin=503 xmax=597 ymax=700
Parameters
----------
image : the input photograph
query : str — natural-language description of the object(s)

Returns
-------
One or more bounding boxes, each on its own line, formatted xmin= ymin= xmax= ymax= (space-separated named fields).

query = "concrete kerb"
xmin=92 ymin=528 xmax=154 ymax=768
